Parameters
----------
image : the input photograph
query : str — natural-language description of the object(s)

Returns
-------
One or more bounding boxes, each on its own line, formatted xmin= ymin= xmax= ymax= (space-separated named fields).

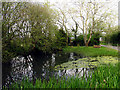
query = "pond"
xmin=2 ymin=52 xmax=87 ymax=87
xmin=2 ymin=52 xmax=118 ymax=87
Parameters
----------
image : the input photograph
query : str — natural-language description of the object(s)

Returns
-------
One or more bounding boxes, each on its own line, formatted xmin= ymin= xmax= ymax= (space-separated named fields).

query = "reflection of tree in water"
xmin=32 ymin=53 xmax=56 ymax=80
xmin=69 ymin=53 xmax=76 ymax=61
xmin=4 ymin=55 xmax=33 ymax=87
xmin=51 ymin=53 xmax=55 ymax=67
xmin=54 ymin=53 xmax=77 ymax=65
xmin=41 ymin=53 xmax=57 ymax=80
xmin=57 ymin=68 xmax=93 ymax=80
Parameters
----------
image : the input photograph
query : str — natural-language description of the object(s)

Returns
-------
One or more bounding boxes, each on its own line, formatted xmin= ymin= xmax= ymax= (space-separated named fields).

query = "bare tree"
xmin=54 ymin=2 xmax=70 ymax=46
xmin=70 ymin=0 xmax=114 ymax=46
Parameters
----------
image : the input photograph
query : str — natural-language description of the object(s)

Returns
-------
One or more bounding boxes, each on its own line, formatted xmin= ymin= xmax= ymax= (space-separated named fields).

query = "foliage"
xmin=53 ymin=28 xmax=67 ymax=50
xmin=2 ymin=2 xmax=60 ymax=62
xmin=72 ymin=32 xmax=101 ymax=46
xmin=2 ymin=2 xmax=28 ymax=62
xmin=110 ymin=31 xmax=120 ymax=45
xmin=103 ymin=25 xmax=119 ymax=46
xmin=63 ymin=46 xmax=118 ymax=57
xmin=26 ymin=3 xmax=58 ymax=53
xmin=105 ymin=31 xmax=120 ymax=46
xmin=72 ymin=35 xmax=84 ymax=46
xmin=100 ymin=42 xmax=108 ymax=45
xmin=3 ymin=63 xmax=119 ymax=88
xmin=89 ymin=32 xmax=101 ymax=46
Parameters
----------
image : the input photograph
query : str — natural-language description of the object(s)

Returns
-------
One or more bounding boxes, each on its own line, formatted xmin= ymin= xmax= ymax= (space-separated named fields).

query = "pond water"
xmin=2 ymin=52 xmax=94 ymax=87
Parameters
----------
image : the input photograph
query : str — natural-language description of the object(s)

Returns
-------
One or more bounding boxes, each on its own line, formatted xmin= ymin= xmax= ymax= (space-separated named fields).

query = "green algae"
xmin=54 ymin=56 xmax=118 ymax=71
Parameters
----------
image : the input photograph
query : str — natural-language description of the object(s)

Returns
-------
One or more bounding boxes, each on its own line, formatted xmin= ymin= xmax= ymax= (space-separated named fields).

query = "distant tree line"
xmin=104 ymin=31 xmax=120 ymax=46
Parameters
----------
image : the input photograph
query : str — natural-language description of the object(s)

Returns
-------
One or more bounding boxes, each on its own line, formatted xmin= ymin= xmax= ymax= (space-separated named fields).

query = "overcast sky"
xmin=30 ymin=0 xmax=118 ymax=26
xmin=2 ymin=0 xmax=119 ymax=19
xmin=29 ymin=0 xmax=119 ymax=32
xmin=2 ymin=0 xmax=119 ymax=33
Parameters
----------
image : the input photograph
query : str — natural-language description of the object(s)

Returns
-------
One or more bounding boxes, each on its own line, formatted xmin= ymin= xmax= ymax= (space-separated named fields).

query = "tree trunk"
xmin=85 ymin=42 xmax=88 ymax=47
xmin=66 ymin=36 xmax=68 ymax=46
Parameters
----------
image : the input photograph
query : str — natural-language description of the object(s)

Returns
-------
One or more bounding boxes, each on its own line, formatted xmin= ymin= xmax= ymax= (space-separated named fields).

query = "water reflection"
xmin=3 ymin=52 xmax=93 ymax=87
xmin=3 ymin=55 xmax=33 ymax=87
xmin=51 ymin=53 xmax=55 ymax=67
xmin=11 ymin=55 xmax=33 ymax=80
xmin=56 ymin=67 xmax=93 ymax=79
xmin=69 ymin=53 xmax=74 ymax=60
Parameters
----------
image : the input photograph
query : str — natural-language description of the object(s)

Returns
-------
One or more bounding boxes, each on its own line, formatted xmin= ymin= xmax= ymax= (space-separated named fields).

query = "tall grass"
xmin=63 ymin=46 xmax=118 ymax=57
xmin=3 ymin=63 xmax=119 ymax=88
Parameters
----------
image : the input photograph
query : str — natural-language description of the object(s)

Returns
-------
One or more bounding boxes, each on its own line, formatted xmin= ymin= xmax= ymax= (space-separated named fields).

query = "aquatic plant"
xmin=54 ymin=56 xmax=118 ymax=71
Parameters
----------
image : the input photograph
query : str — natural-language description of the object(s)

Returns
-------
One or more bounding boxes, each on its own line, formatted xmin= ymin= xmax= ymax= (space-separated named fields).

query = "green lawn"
xmin=63 ymin=46 xmax=118 ymax=57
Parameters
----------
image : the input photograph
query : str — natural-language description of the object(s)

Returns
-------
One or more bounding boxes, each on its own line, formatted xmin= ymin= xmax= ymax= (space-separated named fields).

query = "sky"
xmin=31 ymin=0 xmax=119 ymax=26
xmin=2 ymin=0 xmax=120 ymax=34
xmin=30 ymin=0 xmax=119 ymax=33
xmin=2 ymin=0 xmax=119 ymax=21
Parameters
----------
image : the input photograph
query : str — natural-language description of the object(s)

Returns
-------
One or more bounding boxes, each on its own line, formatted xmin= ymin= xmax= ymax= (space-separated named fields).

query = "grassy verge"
xmin=100 ymin=42 xmax=108 ymax=45
xmin=3 ymin=63 xmax=119 ymax=88
xmin=63 ymin=46 xmax=118 ymax=57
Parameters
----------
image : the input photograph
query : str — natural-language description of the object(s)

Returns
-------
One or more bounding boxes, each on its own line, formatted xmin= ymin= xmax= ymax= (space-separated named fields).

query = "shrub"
xmin=53 ymin=28 xmax=67 ymax=50
xmin=72 ymin=32 xmax=100 ymax=46
xmin=105 ymin=31 xmax=120 ymax=45
xmin=89 ymin=32 xmax=100 ymax=46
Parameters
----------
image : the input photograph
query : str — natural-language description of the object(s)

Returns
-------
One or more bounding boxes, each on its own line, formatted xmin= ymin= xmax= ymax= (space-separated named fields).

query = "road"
xmin=101 ymin=45 xmax=120 ymax=51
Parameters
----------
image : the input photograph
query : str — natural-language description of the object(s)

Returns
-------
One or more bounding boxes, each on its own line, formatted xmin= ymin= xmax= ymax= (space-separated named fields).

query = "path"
xmin=101 ymin=45 xmax=120 ymax=51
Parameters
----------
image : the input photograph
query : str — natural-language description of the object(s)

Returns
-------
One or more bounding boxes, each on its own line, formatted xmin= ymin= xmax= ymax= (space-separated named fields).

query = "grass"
xmin=100 ymin=42 xmax=108 ymax=45
xmin=63 ymin=46 xmax=118 ymax=57
xmin=3 ymin=63 xmax=119 ymax=88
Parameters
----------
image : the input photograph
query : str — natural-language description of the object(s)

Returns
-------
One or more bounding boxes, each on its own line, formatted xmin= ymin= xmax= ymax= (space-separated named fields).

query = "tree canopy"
xmin=2 ymin=2 xmax=61 ymax=62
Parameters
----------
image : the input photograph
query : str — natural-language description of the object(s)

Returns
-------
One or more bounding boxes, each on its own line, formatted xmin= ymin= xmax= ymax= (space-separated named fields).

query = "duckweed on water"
xmin=54 ymin=56 xmax=118 ymax=70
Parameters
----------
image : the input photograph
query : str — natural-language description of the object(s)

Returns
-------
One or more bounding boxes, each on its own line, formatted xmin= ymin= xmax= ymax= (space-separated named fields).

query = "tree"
xmin=2 ymin=2 xmax=28 ymax=62
xmin=24 ymin=2 xmax=58 ymax=53
xmin=69 ymin=0 xmax=114 ymax=46
xmin=104 ymin=25 xmax=119 ymax=45
xmin=2 ymin=2 xmax=59 ymax=62
xmin=71 ymin=17 xmax=79 ymax=41
xmin=55 ymin=28 xmax=67 ymax=49
xmin=54 ymin=3 xmax=70 ymax=46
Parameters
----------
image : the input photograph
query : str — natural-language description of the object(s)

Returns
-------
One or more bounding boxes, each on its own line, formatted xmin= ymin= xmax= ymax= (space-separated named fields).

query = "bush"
xmin=72 ymin=32 xmax=100 ymax=46
xmin=89 ymin=32 xmax=100 ymax=46
xmin=76 ymin=35 xmax=84 ymax=46
xmin=110 ymin=31 xmax=120 ymax=45
xmin=105 ymin=31 xmax=120 ymax=45
xmin=53 ymin=28 xmax=67 ymax=50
